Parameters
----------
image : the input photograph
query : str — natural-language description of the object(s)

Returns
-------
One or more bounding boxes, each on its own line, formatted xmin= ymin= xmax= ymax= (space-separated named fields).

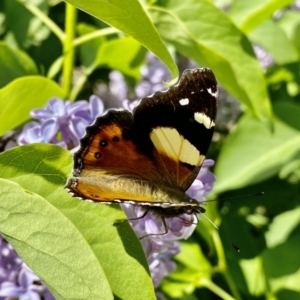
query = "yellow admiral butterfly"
xmin=65 ymin=68 xmax=218 ymax=232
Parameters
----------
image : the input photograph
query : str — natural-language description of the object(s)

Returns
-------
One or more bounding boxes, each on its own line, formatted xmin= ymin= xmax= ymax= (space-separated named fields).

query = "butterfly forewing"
xmin=133 ymin=68 xmax=218 ymax=190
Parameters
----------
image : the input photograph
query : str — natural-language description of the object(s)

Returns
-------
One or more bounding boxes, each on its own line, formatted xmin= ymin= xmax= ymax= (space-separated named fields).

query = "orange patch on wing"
xmin=79 ymin=124 xmax=159 ymax=180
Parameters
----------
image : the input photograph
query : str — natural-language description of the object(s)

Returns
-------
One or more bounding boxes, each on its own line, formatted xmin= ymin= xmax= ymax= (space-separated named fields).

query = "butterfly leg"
xmin=114 ymin=210 xmax=149 ymax=226
xmin=139 ymin=217 xmax=169 ymax=239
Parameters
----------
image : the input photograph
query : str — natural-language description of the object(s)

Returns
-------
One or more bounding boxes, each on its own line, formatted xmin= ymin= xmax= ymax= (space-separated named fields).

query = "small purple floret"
xmin=121 ymin=160 xmax=215 ymax=287
xmin=17 ymin=95 xmax=104 ymax=149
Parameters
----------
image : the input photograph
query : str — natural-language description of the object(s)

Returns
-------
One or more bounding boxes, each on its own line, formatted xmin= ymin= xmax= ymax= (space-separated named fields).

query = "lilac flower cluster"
xmin=121 ymin=160 xmax=215 ymax=287
xmin=17 ymin=95 xmax=104 ymax=149
xmin=0 ymin=236 xmax=54 ymax=300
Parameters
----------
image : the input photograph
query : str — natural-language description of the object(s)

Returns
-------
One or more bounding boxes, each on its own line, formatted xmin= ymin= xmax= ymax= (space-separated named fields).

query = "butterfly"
xmin=65 ymin=68 xmax=218 ymax=236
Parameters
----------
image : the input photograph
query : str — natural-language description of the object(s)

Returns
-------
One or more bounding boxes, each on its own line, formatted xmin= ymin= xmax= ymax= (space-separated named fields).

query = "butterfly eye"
xmin=198 ymin=207 xmax=206 ymax=213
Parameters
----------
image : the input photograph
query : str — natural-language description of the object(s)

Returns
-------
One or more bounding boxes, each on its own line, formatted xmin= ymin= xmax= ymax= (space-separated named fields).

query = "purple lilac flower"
xmin=93 ymin=71 xmax=129 ymax=109
xmin=17 ymin=95 xmax=104 ymax=149
xmin=253 ymin=44 xmax=275 ymax=70
xmin=292 ymin=0 xmax=300 ymax=9
xmin=121 ymin=162 xmax=216 ymax=287
xmin=92 ymin=53 xmax=170 ymax=110
xmin=0 ymin=265 xmax=55 ymax=300
xmin=0 ymin=236 xmax=54 ymax=300
xmin=122 ymin=54 xmax=170 ymax=108
xmin=0 ymin=236 xmax=22 ymax=283
xmin=135 ymin=54 xmax=170 ymax=99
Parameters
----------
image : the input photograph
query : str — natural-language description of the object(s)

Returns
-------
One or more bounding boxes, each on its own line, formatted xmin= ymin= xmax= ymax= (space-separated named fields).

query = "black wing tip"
xmin=182 ymin=68 xmax=217 ymax=82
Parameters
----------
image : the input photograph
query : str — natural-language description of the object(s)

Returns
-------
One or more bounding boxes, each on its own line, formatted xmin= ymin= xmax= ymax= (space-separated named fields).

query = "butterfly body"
xmin=66 ymin=68 xmax=217 ymax=226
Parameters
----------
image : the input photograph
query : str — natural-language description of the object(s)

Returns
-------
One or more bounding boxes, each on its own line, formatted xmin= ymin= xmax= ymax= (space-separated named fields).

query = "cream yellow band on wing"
xmin=150 ymin=127 xmax=204 ymax=166
xmin=194 ymin=112 xmax=215 ymax=129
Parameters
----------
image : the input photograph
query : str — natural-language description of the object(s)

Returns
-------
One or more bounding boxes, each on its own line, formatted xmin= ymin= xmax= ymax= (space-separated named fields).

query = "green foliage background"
xmin=0 ymin=0 xmax=299 ymax=299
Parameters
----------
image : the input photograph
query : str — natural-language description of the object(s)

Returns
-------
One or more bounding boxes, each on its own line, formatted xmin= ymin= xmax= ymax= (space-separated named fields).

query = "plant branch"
xmin=73 ymin=27 xmax=120 ymax=47
xmin=62 ymin=3 xmax=77 ymax=98
xmin=200 ymin=277 xmax=236 ymax=300
xmin=212 ymin=230 xmax=242 ymax=300
xmin=17 ymin=0 xmax=65 ymax=42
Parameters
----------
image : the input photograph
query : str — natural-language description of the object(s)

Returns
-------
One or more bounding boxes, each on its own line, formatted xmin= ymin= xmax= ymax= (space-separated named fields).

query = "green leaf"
xmin=214 ymin=113 xmax=300 ymax=193
xmin=47 ymin=56 xmax=63 ymax=79
xmin=228 ymin=0 xmax=295 ymax=33
xmin=77 ymin=23 xmax=107 ymax=68
xmin=239 ymin=256 xmax=266 ymax=296
xmin=77 ymin=23 xmax=145 ymax=81
xmin=161 ymin=241 xmax=212 ymax=298
xmin=175 ymin=241 xmax=212 ymax=274
xmin=0 ymin=76 xmax=64 ymax=135
xmin=263 ymin=234 xmax=300 ymax=278
xmin=69 ymin=23 xmax=109 ymax=99
xmin=278 ymin=11 xmax=300 ymax=55
xmin=265 ymin=207 xmax=300 ymax=248
xmin=149 ymin=0 xmax=272 ymax=124
xmin=0 ymin=178 xmax=113 ymax=300
xmin=64 ymin=0 xmax=178 ymax=81
xmin=75 ymin=23 xmax=145 ymax=98
xmin=5 ymin=0 xmax=50 ymax=48
xmin=274 ymin=102 xmax=300 ymax=131
xmin=95 ymin=37 xmax=146 ymax=80
xmin=248 ymin=20 xmax=299 ymax=64
xmin=0 ymin=41 xmax=38 ymax=88
xmin=270 ymin=268 xmax=300 ymax=296
xmin=0 ymin=144 xmax=156 ymax=300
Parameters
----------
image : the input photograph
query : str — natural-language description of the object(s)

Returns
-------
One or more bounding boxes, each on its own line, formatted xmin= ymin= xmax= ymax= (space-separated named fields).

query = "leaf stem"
xmin=212 ymin=230 xmax=242 ymax=300
xmin=73 ymin=27 xmax=120 ymax=47
xmin=62 ymin=3 xmax=77 ymax=98
xmin=69 ymin=67 xmax=92 ymax=101
xmin=17 ymin=0 xmax=65 ymax=42
xmin=200 ymin=277 xmax=236 ymax=300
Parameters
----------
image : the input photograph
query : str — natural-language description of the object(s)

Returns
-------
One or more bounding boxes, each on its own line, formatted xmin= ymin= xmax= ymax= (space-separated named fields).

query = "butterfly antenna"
xmin=204 ymin=191 xmax=264 ymax=204
xmin=201 ymin=214 xmax=240 ymax=252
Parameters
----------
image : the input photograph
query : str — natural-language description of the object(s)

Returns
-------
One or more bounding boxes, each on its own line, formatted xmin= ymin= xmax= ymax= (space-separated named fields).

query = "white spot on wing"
xmin=179 ymin=98 xmax=189 ymax=106
xmin=150 ymin=127 xmax=204 ymax=166
xmin=194 ymin=113 xmax=215 ymax=129
xmin=207 ymin=88 xmax=218 ymax=98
